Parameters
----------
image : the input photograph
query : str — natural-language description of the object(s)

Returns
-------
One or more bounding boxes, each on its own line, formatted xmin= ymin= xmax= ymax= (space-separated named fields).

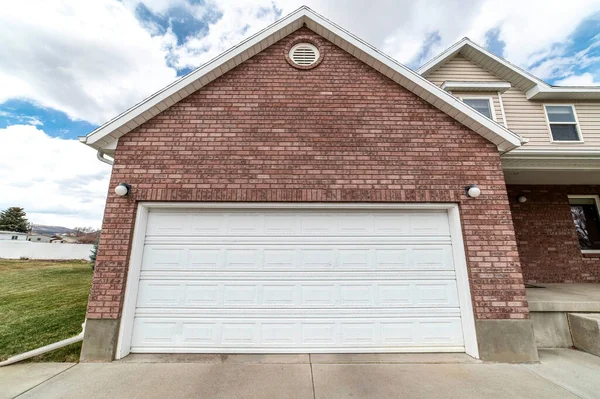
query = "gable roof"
xmin=418 ymin=37 xmax=600 ymax=101
xmin=80 ymin=6 xmax=523 ymax=154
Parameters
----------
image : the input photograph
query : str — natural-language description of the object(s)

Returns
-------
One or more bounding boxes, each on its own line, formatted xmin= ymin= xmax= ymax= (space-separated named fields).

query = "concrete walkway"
xmin=2 ymin=349 xmax=599 ymax=399
xmin=527 ymin=283 xmax=600 ymax=311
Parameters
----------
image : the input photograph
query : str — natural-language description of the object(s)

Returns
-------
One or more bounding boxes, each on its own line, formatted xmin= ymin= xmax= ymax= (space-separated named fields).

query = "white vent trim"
xmin=289 ymin=43 xmax=319 ymax=66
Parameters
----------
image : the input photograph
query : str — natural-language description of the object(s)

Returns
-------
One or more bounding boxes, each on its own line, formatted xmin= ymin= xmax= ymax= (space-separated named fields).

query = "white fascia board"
xmin=502 ymin=148 xmax=600 ymax=171
xmin=81 ymin=7 xmax=523 ymax=151
xmin=441 ymin=81 xmax=511 ymax=93
xmin=503 ymin=147 xmax=600 ymax=157
xmin=527 ymin=85 xmax=600 ymax=100
xmin=501 ymin=158 xmax=600 ymax=171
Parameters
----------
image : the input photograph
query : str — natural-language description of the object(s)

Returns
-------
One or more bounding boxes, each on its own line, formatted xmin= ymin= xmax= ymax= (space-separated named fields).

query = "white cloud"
xmin=162 ymin=0 xmax=282 ymax=69
xmin=555 ymin=72 xmax=600 ymax=86
xmin=0 ymin=125 xmax=111 ymax=228
xmin=0 ymin=111 xmax=43 ymax=127
xmin=0 ymin=0 xmax=177 ymax=125
xmin=529 ymin=38 xmax=600 ymax=81
xmin=144 ymin=0 xmax=600 ymax=78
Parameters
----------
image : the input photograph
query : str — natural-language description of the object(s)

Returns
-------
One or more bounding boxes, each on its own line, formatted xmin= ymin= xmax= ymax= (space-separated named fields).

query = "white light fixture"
xmin=114 ymin=183 xmax=131 ymax=197
xmin=517 ymin=195 xmax=527 ymax=203
xmin=465 ymin=184 xmax=481 ymax=198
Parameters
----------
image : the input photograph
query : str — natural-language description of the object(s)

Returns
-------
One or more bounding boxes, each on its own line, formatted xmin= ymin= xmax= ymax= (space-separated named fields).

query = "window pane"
xmin=570 ymin=202 xmax=600 ymax=250
xmin=546 ymin=105 xmax=576 ymax=122
xmin=550 ymin=124 xmax=579 ymax=141
xmin=463 ymin=99 xmax=492 ymax=119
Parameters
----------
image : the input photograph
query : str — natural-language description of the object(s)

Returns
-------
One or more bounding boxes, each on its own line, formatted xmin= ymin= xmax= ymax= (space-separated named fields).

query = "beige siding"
xmin=501 ymin=88 xmax=549 ymax=145
xmin=426 ymin=55 xmax=502 ymax=85
xmin=425 ymin=54 xmax=600 ymax=148
xmin=451 ymin=91 xmax=504 ymax=126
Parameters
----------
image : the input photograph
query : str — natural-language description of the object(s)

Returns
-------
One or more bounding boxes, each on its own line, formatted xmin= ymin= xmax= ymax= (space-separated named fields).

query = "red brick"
xmin=87 ymin=28 xmax=528 ymax=321
xmin=508 ymin=185 xmax=600 ymax=283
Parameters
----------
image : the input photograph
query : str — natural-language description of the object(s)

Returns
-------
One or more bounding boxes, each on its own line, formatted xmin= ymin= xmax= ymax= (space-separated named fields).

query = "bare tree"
xmin=72 ymin=226 xmax=97 ymax=236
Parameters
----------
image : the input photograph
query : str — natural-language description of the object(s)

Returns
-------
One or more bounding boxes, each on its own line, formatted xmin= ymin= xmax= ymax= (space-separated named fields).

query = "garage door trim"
xmin=115 ymin=202 xmax=478 ymax=359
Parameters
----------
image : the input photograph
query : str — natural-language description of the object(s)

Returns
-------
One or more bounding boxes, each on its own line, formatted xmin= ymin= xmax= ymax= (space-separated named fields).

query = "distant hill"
xmin=31 ymin=225 xmax=75 ymax=235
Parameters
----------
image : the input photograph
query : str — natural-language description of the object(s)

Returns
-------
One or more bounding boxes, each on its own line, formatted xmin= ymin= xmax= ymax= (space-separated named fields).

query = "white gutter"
xmin=0 ymin=323 xmax=85 ymax=367
xmin=96 ymin=150 xmax=114 ymax=165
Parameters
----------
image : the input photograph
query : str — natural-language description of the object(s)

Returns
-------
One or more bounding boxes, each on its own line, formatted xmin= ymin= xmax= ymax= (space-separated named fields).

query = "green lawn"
xmin=0 ymin=259 xmax=93 ymax=362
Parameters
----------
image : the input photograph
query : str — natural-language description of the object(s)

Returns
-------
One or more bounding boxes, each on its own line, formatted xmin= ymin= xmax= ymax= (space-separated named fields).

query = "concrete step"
xmin=568 ymin=313 xmax=600 ymax=357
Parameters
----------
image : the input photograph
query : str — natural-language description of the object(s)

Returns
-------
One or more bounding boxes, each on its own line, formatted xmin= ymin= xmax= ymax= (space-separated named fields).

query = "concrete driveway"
xmin=2 ymin=349 xmax=599 ymax=399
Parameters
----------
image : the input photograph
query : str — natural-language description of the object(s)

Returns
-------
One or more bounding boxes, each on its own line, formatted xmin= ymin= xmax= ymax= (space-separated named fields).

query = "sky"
xmin=1 ymin=0 xmax=600 ymax=228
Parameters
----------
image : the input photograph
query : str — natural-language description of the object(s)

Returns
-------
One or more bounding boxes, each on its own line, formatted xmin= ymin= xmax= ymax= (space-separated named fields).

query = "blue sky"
xmin=0 ymin=100 xmax=97 ymax=138
xmin=0 ymin=0 xmax=599 ymax=227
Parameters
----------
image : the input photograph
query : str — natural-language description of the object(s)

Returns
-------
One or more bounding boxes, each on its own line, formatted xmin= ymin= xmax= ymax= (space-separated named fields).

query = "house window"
xmin=569 ymin=195 xmax=600 ymax=252
xmin=545 ymin=105 xmax=582 ymax=142
xmin=461 ymin=98 xmax=494 ymax=120
xmin=11 ymin=236 xmax=18 ymax=240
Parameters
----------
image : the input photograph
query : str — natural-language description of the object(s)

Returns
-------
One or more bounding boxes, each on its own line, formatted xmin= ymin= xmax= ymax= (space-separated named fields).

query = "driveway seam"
xmin=13 ymin=363 xmax=78 ymax=399
xmin=518 ymin=364 xmax=584 ymax=399
xmin=309 ymin=354 xmax=316 ymax=399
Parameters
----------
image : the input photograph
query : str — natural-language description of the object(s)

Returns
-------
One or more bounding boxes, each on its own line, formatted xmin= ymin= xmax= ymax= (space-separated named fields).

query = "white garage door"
xmin=128 ymin=208 xmax=468 ymax=353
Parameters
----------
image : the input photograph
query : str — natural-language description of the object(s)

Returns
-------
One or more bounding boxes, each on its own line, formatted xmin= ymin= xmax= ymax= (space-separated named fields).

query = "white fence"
xmin=0 ymin=241 xmax=94 ymax=260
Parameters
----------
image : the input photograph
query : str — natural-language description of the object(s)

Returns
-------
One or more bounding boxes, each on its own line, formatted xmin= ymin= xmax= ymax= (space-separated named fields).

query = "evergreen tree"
xmin=0 ymin=207 xmax=30 ymax=233
xmin=90 ymin=242 xmax=99 ymax=270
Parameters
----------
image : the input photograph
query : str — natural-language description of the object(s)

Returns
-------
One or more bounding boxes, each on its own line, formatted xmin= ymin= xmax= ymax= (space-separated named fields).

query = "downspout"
xmin=97 ymin=150 xmax=114 ymax=165
xmin=0 ymin=323 xmax=85 ymax=367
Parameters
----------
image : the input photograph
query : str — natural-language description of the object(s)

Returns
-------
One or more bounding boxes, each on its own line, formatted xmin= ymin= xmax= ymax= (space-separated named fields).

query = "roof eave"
xmin=527 ymin=85 xmax=600 ymax=100
xmin=82 ymin=7 xmax=523 ymax=153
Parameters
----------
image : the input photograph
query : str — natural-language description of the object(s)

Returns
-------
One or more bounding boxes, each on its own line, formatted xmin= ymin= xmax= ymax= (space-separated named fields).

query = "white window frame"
xmin=568 ymin=194 xmax=600 ymax=254
xmin=113 ymin=202 xmax=479 ymax=361
xmin=544 ymin=104 xmax=583 ymax=143
xmin=459 ymin=96 xmax=496 ymax=122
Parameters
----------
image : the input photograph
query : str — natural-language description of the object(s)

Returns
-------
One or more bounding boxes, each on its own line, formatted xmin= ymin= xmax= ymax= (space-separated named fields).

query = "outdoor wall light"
xmin=114 ymin=183 xmax=131 ymax=197
xmin=465 ymin=184 xmax=481 ymax=198
xmin=517 ymin=195 xmax=527 ymax=203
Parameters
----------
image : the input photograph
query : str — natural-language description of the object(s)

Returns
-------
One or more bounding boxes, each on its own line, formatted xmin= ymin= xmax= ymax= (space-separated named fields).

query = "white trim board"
xmin=114 ymin=202 xmax=479 ymax=360
xmin=441 ymin=81 xmax=511 ymax=93
xmin=79 ymin=6 xmax=523 ymax=152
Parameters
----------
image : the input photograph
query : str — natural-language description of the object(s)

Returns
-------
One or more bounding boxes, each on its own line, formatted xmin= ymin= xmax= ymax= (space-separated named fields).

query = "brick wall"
xmin=508 ymin=185 xmax=600 ymax=283
xmin=88 ymin=28 xmax=528 ymax=321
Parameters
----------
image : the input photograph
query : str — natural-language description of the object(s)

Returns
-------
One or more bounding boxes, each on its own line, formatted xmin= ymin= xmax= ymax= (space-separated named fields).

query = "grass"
xmin=0 ymin=259 xmax=93 ymax=362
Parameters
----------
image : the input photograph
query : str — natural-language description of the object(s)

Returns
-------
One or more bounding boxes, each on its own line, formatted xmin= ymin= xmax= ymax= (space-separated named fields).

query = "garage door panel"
xmin=131 ymin=208 xmax=466 ymax=353
xmin=135 ymin=280 xmax=459 ymax=308
xmin=140 ymin=270 xmax=458 ymax=280
xmin=145 ymin=210 xmax=450 ymax=237
xmin=130 ymin=317 xmax=464 ymax=351
xmin=141 ymin=245 xmax=454 ymax=272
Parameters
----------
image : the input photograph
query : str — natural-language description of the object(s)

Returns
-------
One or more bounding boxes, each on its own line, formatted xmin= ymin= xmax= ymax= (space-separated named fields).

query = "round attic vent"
xmin=289 ymin=43 xmax=320 ymax=66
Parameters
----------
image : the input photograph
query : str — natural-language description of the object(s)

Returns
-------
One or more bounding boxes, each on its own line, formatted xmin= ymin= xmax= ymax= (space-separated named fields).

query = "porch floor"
xmin=527 ymin=284 xmax=600 ymax=312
